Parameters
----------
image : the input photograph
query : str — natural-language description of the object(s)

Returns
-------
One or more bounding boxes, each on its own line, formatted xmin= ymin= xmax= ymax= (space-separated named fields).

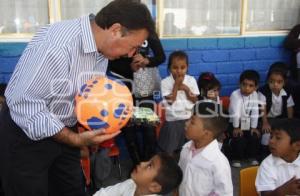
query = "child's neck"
xmin=194 ymin=138 xmax=214 ymax=149
xmin=281 ymin=151 xmax=299 ymax=163
xmin=134 ymin=187 xmax=149 ymax=196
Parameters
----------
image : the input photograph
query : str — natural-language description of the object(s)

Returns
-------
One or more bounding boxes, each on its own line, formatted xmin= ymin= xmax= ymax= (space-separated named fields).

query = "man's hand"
xmin=53 ymin=127 xmax=120 ymax=147
xmin=78 ymin=129 xmax=120 ymax=146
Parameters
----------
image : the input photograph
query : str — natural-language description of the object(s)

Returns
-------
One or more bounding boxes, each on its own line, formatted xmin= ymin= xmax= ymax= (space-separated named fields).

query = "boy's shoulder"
xmin=181 ymin=140 xmax=228 ymax=163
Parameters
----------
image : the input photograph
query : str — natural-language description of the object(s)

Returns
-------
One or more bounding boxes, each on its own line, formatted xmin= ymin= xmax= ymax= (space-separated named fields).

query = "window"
xmin=60 ymin=0 xmax=112 ymax=20
xmin=0 ymin=0 xmax=48 ymax=34
xmin=60 ymin=0 xmax=155 ymax=21
xmin=246 ymin=0 xmax=300 ymax=32
xmin=0 ymin=0 xmax=300 ymax=38
xmin=162 ymin=0 xmax=241 ymax=37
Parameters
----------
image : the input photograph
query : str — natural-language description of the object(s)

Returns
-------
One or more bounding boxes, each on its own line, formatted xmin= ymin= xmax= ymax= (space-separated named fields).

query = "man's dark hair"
xmin=167 ymin=50 xmax=189 ymax=70
xmin=193 ymin=102 xmax=228 ymax=138
xmin=267 ymin=62 xmax=288 ymax=81
xmin=154 ymin=152 xmax=183 ymax=195
xmin=95 ymin=0 xmax=155 ymax=35
xmin=240 ymin=69 xmax=260 ymax=86
xmin=271 ymin=118 xmax=300 ymax=144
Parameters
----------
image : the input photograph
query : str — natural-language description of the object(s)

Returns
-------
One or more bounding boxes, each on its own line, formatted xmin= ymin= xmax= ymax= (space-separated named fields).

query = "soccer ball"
xmin=75 ymin=76 xmax=133 ymax=133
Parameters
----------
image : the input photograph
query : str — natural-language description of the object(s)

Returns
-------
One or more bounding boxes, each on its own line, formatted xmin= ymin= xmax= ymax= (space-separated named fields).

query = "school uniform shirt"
xmin=93 ymin=179 xmax=159 ymax=196
xmin=161 ymin=75 xmax=199 ymax=121
xmin=258 ymin=89 xmax=295 ymax=117
xmin=229 ymin=89 xmax=260 ymax=129
xmin=255 ymin=154 xmax=300 ymax=192
xmin=178 ymin=140 xmax=233 ymax=196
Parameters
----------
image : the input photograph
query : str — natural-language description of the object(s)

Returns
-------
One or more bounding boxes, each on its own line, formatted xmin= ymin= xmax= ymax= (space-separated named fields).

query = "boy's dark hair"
xmin=271 ymin=118 xmax=300 ymax=144
xmin=167 ymin=50 xmax=189 ymax=71
xmin=0 ymin=83 xmax=7 ymax=97
xmin=193 ymin=102 xmax=228 ymax=138
xmin=154 ymin=152 xmax=183 ymax=195
xmin=240 ymin=69 xmax=260 ymax=86
xmin=197 ymin=72 xmax=221 ymax=97
xmin=267 ymin=62 xmax=288 ymax=81
xmin=95 ymin=0 xmax=155 ymax=36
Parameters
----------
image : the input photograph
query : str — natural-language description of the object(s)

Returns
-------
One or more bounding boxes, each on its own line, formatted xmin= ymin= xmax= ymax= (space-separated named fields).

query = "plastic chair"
xmin=240 ymin=166 xmax=259 ymax=196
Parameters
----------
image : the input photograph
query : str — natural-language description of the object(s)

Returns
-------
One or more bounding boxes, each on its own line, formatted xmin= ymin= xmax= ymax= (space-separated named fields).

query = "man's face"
xmin=101 ymin=24 xmax=148 ymax=60
xmin=131 ymin=154 xmax=161 ymax=189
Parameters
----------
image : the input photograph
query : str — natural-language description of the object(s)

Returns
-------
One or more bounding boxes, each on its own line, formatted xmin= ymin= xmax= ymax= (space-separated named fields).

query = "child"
xmin=197 ymin=72 xmax=221 ymax=103
xmin=93 ymin=152 xmax=183 ymax=196
xmin=255 ymin=118 xmax=300 ymax=196
xmin=158 ymin=51 xmax=199 ymax=153
xmin=229 ymin=70 xmax=261 ymax=167
xmin=197 ymin=72 xmax=228 ymax=150
xmin=259 ymin=62 xmax=294 ymax=160
xmin=178 ymin=102 xmax=233 ymax=196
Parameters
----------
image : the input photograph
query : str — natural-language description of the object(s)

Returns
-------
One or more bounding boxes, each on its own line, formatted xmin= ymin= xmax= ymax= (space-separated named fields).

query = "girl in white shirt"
xmin=259 ymin=62 xmax=294 ymax=160
xmin=158 ymin=51 xmax=199 ymax=153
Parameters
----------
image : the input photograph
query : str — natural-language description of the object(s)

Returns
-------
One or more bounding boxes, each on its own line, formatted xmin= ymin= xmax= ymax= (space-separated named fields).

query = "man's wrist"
xmin=53 ymin=127 xmax=83 ymax=147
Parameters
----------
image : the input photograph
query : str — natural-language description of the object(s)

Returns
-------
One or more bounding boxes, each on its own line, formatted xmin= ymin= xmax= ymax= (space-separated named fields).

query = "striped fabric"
xmin=5 ymin=15 xmax=108 ymax=140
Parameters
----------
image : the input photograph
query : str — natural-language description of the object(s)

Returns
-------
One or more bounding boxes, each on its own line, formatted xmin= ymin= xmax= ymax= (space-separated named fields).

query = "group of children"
xmin=92 ymin=46 xmax=300 ymax=195
xmin=1 ymin=48 xmax=299 ymax=196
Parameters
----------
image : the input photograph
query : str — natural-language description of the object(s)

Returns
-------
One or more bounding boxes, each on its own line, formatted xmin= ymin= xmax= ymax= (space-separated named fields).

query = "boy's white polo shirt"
xmin=178 ymin=140 xmax=233 ymax=196
xmin=255 ymin=154 xmax=300 ymax=192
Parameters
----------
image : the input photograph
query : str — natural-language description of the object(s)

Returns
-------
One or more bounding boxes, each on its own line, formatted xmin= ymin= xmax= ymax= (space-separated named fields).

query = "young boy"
xmin=255 ymin=118 xmax=300 ymax=196
xmin=229 ymin=70 xmax=261 ymax=167
xmin=178 ymin=102 xmax=233 ymax=196
xmin=93 ymin=152 xmax=183 ymax=196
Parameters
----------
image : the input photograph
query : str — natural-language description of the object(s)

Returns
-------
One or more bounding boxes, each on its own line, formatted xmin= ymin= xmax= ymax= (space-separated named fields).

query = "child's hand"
xmin=174 ymin=75 xmax=184 ymax=86
xmin=179 ymin=83 xmax=189 ymax=91
xmin=251 ymin=128 xmax=261 ymax=137
xmin=262 ymin=121 xmax=271 ymax=133
xmin=233 ymin=128 xmax=243 ymax=137
xmin=280 ymin=176 xmax=300 ymax=195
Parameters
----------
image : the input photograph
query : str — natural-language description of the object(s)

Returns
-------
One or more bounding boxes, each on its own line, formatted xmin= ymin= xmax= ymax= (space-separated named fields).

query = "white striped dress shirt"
xmin=5 ymin=15 xmax=108 ymax=140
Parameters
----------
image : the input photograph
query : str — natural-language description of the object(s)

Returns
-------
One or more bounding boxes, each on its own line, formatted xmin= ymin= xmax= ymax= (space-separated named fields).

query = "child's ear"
xmin=293 ymin=141 xmax=300 ymax=151
xmin=148 ymin=182 xmax=162 ymax=194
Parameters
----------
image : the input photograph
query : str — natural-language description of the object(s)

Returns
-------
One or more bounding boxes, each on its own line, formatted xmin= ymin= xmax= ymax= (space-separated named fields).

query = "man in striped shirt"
xmin=0 ymin=1 xmax=155 ymax=196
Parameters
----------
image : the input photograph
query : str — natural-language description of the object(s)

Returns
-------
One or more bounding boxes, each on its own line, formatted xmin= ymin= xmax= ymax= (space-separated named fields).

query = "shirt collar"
xmin=129 ymin=179 xmax=161 ymax=196
xmin=186 ymin=140 xmax=219 ymax=161
xmin=80 ymin=14 xmax=98 ymax=53
xmin=273 ymin=153 xmax=300 ymax=166
xmin=272 ymin=88 xmax=287 ymax=97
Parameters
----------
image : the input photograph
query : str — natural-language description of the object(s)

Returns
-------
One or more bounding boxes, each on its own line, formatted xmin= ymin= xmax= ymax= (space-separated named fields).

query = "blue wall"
xmin=0 ymin=36 xmax=290 ymax=96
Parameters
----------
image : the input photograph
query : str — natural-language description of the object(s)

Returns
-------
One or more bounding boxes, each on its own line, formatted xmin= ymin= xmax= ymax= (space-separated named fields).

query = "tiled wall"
xmin=0 ymin=36 xmax=290 ymax=96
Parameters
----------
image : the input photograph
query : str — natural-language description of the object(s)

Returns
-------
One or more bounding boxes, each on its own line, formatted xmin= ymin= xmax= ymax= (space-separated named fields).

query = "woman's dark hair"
xmin=95 ymin=0 xmax=155 ymax=36
xmin=197 ymin=72 xmax=221 ymax=97
xmin=167 ymin=50 xmax=189 ymax=71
